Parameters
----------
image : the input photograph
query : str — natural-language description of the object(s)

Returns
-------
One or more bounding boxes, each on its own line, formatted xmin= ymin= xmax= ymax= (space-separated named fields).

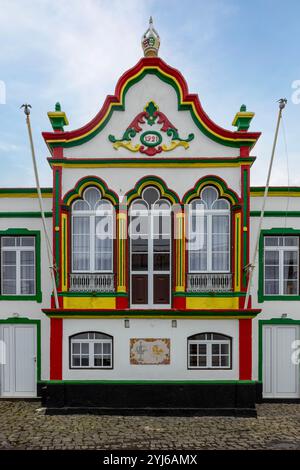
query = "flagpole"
xmin=21 ymin=104 xmax=59 ymax=309
xmin=244 ymin=98 xmax=287 ymax=310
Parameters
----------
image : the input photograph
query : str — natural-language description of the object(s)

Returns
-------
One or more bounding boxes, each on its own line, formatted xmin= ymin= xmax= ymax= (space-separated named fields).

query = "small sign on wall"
xmin=130 ymin=338 xmax=170 ymax=365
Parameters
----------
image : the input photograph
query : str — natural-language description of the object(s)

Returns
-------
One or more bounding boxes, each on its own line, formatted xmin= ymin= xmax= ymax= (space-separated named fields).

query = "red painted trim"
xmin=231 ymin=208 xmax=236 ymax=291
xmin=50 ymin=318 xmax=63 ymax=380
xmin=116 ymin=296 xmax=129 ymax=309
xmin=240 ymin=146 xmax=250 ymax=158
xmin=239 ymin=319 xmax=252 ymax=380
xmin=173 ymin=295 xmax=186 ymax=309
xmin=43 ymin=58 xmax=261 ymax=147
xmin=182 ymin=174 xmax=241 ymax=204
xmin=43 ymin=308 xmax=261 ymax=315
xmin=52 ymin=147 xmax=64 ymax=159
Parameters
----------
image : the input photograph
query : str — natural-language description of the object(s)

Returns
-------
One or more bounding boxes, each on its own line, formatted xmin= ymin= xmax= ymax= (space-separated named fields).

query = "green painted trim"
xmin=251 ymin=186 xmax=300 ymax=193
xmin=57 ymin=292 xmax=127 ymax=297
xmin=173 ymin=292 xmax=246 ymax=297
xmin=0 ymin=212 xmax=52 ymax=218
xmin=63 ymin=176 xmax=119 ymax=205
xmin=258 ymin=317 xmax=300 ymax=382
xmin=39 ymin=379 xmax=256 ymax=385
xmin=0 ymin=188 xmax=52 ymax=195
xmin=182 ymin=175 xmax=239 ymax=204
xmin=0 ymin=228 xmax=42 ymax=303
xmin=258 ymin=228 xmax=300 ymax=303
xmin=48 ymin=68 xmax=256 ymax=149
xmin=0 ymin=317 xmax=41 ymax=381
xmin=49 ymin=157 xmax=256 ymax=166
xmin=250 ymin=211 xmax=300 ymax=217
xmin=126 ymin=175 xmax=180 ymax=204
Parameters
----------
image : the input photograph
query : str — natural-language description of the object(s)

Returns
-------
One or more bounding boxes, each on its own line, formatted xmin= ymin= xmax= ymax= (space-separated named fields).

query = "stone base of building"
xmin=41 ymin=382 xmax=257 ymax=417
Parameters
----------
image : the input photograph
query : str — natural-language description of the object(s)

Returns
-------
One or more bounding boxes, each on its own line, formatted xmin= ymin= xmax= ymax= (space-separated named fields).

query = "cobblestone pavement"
xmin=0 ymin=401 xmax=300 ymax=450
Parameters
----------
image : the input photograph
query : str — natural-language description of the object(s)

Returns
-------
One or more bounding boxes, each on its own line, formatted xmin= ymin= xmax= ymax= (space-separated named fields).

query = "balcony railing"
xmin=187 ymin=273 xmax=232 ymax=292
xmin=69 ymin=273 xmax=115 ymax=292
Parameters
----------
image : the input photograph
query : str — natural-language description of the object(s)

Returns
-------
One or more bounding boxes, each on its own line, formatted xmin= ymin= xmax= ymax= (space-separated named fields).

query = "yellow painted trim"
xmin=234 ymin=213 xmax=241 ymax=292
xmin=47 ymin=111 xmax=69 ymax=125
xmin=50 ymin=161 xmax=253 ymax=169
xmin=232 ymin=112 xmax=255 ymax=126
xmin=185 ymin=180 xmax=237 ymax=205
xmin=46 ymin=65 xmax=257 ymax=146
xmin=126 ymin=179 xmax=178 ymax=205
xmin=48 ymin=315 xmax=254 ymax=320
xmin=186 ymin=297 xmax=239 ymax=310
xmin=0 ymin=193 xmax=52 ymax=198
xmin=61 ymin=214 xmax=68 ymax=292
xmin=65 ymin=180 xmax=116 ymax=206
xmin=250 ymin=191 xmax=300 ymax=197
xmin=117 ymin=211 xmax=127 ymax=292
xmin=175 ymin=211 xmax=185 ymax=291
xmin=63 ymin=296 xmax=116 ymax=310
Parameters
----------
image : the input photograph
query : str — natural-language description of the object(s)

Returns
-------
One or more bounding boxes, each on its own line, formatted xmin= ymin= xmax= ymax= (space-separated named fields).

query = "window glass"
xmin=1 ymin=236 xmax=35 ymax=295
xmin=188 ymin=333 xmax=231 ymax=369
xmin=70 ymin=332 xmax=112 ymax=368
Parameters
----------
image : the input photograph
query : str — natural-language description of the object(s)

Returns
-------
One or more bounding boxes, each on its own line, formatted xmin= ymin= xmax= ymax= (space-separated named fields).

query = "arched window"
xmin=187 ymin=332 xmax=232 ymax=369
xmin=72 ymin=187 xmax=114 ymax=273
xmin=70 ymin=331 xmax=113 ymax=369
xmin=188 ymin=186 xmax=230 ymax=273
xmin=129 ymin=186 xmax=171 ymax=307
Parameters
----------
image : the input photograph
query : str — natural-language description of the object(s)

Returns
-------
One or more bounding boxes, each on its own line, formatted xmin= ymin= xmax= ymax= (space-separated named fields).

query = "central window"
xmin=72 ymin=187 xmax=113 ymax=273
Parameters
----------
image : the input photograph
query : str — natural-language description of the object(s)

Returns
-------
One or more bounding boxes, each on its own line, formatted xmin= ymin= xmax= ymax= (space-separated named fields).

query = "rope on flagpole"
xmin=244 ymin=98 xmax=287 ymax=310
xmin=21 ymin=104 xmax=59 ymax=309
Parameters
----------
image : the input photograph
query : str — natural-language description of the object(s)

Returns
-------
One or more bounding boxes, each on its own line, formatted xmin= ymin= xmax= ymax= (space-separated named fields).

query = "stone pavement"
xmin=0 ymin=401 xmax=300 ymax=450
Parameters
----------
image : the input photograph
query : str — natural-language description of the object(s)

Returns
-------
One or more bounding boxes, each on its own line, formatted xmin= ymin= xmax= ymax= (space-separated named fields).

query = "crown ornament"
xmin=141 ymin=17 xmax=160 ymax=57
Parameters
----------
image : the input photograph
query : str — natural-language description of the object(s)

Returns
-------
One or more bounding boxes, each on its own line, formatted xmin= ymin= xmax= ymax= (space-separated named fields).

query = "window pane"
xmin=265 ymin=266 xmax=279 ymax=280
xmin=94 ymin=356 xmax=103 ymax=367
xmin=198 ymin=356 xmax=207 ymax=367
xmin=284 ymin=280 xmax=298 ymax=295
xmin=72 ymin=356 xmax=80 ymax=367
xmin=189 ymin=344 xmax=198 ymax=355
xmin=103 ymin=343 xmax=111 ymax=354
xmin=221 ymin=356 xmax=229 ymax=367
xmin=212 ymin=215 xmax=229 ymax=234
xmin=265 ymin=280 xmax=279 ymax=295
xmin=102 ymin=356 xmax=111 ymax=367
xmin=72 ymin=343 xmax=80 ymax=354
xmin=20 ymin=251 xmax=34 ymax=265
xmin=2 ymin=237 xmax=16 ymax=247
xmin=284 ymin=265 xmax=298 ymax=280
xmin=131 ymin=253 xmax=148 ymax=271
xmin=265 ymin=251 xmax=279 ymax=265
xmin=2 ymin=280 xmax=16 ymax=294
xmin=265 ymin=237 xmax=279 ymax=247
xmin=95 ymin=252 xmax=112 ymax=271
xmin=189 ymin=355 xmax=198 ymax=367
xmin=284 ymin=237 xmax=299 ymax=247
xmin=198 ymin=344 xmax=206 ymax=354
xmin=94 ymin=343 xmax=102 ymax=354
xmin=81 ymin=356 xmax=89 ymax=367
xmin=81 ymin=343 xmax=89 ymax=354
xmin=2 ymin=251 xmax=16 ymax=265
xmin=21 ymin=280 xmax=34 ymax=295
xmin=21 ymin=237 xmax=35 ymax=247
xmin=201 ymin=187 xmax=218 ymax=209
xmin=190 ymin=251 xmax=207 ymax=271
xmin=212 ymin=355 xmax=220 ymax=367
xmin=212 ymin=234 xmax=229 ymax=251
xmin=221 ymin=344 xmax=229 ymax=354
xmin=131 ymin=238 xmax=148 ymax=252
xmin=284 ymin=251 xmax=298 ymax=265
xmin=212 ymin=344 xmax=220 ymax=355
xmin=2 ymin=265 xmax=16 ymax=280
xmin=73 ymin=333 xmax=89 ymax=339
xmin=84 ymin=187 xmax=101 ymax=209
xmin=153 ymin=253 xmax=170 ymax=270
xmin=212 ymin=252 xmax=229 ymax=271
xmin=153 ymin=238 xmax=170 ymax=253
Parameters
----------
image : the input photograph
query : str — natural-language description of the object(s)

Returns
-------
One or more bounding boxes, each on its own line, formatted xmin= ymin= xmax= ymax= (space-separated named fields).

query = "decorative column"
xmin=116 ymin=206 xmax=128 ymax=309
xmin=173 ymin=209 xmax=186 ymax=309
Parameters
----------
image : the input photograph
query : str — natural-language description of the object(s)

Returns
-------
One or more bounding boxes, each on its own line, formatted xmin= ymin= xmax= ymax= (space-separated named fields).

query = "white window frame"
xmin=264 ymin=235 xmax=299 ymax=296
xmin=188 ymin=334 xmax=231 ymax=369
xmin=72 ymin=208 xmax=114 ymax=274
xmin=189 ymin=208 xmax=231 ymax=274
xmin=70 ymin=332 xmax=113 ymax=369
xmin=1 ymin=236 xmax=36 ymax=296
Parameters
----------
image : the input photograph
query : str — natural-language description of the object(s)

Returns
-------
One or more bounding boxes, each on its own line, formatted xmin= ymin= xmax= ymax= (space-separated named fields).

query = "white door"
xmin=263 ymin=324 xmax=300 ymax=398
xmin=0 ymin=324 xmax=37 ymax=397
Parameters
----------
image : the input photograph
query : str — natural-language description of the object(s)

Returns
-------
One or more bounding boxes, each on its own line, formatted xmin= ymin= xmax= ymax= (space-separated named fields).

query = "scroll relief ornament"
xmin=108 ymin=100 xmax=194 ymax=156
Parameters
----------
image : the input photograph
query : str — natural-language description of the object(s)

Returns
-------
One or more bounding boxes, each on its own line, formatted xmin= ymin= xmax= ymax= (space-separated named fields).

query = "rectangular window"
xmin=264 ymin=236 xmax=299 ymax=296
xmin=1 ymin=236 xmax=36 ymax=296
xmin=70 ymin=334 xmax=113 ymax=369
xmin=188 ymin=336 xmax=231 ymax=369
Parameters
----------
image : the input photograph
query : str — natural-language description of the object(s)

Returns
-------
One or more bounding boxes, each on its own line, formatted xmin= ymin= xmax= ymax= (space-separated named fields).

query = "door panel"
xmin=0 ymin=324 xmax=36 ymax=397
xmin=131 ymin=275 xmax=148 ymax=304
xmin=263 ymin=324 xmax=300 ymax=398
xmin=153 ymin=274 xmax=170 ymax=304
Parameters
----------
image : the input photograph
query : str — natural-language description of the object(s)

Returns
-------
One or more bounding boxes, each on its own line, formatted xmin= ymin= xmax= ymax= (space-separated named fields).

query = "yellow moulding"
xmin=186 ymin=297 xmax=239 ymax=310
xmin=250 ymin=191 xmax=300 ymax=197
xmin=117 ymin=211 xmax=127 ymax=293
xmin=51 ymin=161 xmax=254 ymax=169
xmin=63 ymin=296 xmax=116 ymax=310
xmin=175 ymin=212 xmax=185 ymax=292
xmin=61 ymin=213 xmax=68 ymax=292
xmin=234 ymin=212 xmax=241 ymax=292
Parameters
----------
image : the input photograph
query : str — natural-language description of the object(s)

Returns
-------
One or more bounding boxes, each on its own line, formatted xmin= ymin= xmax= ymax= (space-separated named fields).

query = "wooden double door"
xmin=130 ymin=202 xmax=171 ymax=308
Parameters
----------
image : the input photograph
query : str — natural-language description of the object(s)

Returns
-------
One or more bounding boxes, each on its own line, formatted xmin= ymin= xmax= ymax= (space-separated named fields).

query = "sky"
xmin=0 ymin=0 xmax=300 ymax=187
